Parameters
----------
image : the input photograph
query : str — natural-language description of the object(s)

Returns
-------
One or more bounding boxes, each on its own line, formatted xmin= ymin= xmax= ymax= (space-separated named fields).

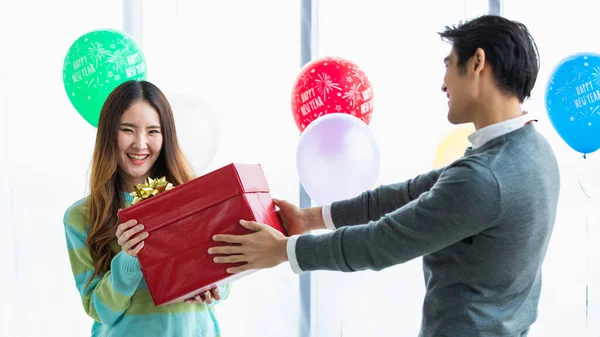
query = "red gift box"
xmin=117 ymin=163 xmax=284 ymax=306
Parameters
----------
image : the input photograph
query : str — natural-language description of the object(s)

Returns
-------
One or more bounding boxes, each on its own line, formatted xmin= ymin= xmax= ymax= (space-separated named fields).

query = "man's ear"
xmin=473 ymin=48 xmax=486 ymax=73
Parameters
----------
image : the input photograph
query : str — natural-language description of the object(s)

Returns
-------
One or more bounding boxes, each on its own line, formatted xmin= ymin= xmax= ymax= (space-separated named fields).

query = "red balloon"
xmin=291 ymin=56 xmax=374 ymax=132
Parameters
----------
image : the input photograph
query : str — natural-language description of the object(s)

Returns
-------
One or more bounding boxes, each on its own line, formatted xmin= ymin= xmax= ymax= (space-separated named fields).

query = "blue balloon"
xmin=546 ymin=53 xmax=600 ymax=154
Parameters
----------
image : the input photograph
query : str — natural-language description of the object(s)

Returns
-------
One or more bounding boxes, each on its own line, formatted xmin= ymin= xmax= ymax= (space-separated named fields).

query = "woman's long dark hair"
xmin=86 ymin=80 xmax=193 ymax=288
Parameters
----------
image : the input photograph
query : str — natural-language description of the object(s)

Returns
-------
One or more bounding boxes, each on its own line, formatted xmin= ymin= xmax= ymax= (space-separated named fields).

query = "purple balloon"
xmin=296 ymin=113 xmax=380 ymax=205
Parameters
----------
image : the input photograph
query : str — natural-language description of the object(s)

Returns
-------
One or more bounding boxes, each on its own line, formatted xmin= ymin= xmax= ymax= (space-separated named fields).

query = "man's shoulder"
xmin=443 ymin=157 xmax=498 ymax=186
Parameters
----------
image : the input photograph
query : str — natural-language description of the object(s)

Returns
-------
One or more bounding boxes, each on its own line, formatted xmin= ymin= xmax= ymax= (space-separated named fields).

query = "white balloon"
xmin=296 ymin=113 xmax=380 ymax=206
xmin=170 ymin=95 xmax=220 ymax=175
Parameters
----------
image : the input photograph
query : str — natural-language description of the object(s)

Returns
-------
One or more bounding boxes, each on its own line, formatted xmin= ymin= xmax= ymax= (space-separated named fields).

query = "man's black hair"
xmin=439 ymin=15 xmax=540 ymax=103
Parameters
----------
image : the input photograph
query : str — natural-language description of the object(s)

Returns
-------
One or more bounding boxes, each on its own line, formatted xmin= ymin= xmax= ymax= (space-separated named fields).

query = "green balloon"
xmin=63 ymin=29 xmax=147 ymax=128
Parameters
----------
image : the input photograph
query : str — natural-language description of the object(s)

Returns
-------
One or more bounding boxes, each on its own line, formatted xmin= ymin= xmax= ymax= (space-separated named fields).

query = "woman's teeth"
xmin=128 ymin=154 xmax=149 ymax=160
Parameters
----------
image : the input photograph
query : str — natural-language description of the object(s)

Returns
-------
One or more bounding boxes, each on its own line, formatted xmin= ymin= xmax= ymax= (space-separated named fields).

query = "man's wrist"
xmin=280 ymin=237 xmax=290 ymax=263
xmin=299 ymin=208 xmax=311 ymax=231
xmin=300 ymin=207 xmax=326 ymax=231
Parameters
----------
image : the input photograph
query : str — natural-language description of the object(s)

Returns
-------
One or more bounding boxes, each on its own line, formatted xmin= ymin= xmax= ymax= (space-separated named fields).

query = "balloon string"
xmin=578 ymin=155 xmax=592 ymax=200
xmin=586 ymin=214 xmax=589 ymax=324
xmin=578 ymin=176 xmax=591 ymax=199
xmin=578 ymin=154 xmax=591 ymax=324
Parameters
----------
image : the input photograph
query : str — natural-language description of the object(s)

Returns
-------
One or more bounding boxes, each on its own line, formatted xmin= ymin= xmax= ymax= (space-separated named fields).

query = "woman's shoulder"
xmin=63 ymin=196 xmax=90 ymax=233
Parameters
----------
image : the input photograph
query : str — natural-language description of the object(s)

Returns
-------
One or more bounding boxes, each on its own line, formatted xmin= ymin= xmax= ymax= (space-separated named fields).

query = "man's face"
xmin=441 ymin=49 xmax=478 ymax=125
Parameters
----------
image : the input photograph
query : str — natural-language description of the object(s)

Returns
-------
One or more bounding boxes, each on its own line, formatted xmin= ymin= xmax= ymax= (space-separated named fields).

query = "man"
xmin=209 ymin=15 xmax=560 ymax=337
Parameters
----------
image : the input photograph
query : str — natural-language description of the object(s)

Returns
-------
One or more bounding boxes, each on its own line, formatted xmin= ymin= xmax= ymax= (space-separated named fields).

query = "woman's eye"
xmin=121 ymin=128 xmax=133 ymax=133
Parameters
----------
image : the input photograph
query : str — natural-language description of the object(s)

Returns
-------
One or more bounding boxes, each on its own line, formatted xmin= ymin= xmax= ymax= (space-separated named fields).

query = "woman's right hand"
xmin=116 ymin=219 xmax=149 ymax=256
xmin=184 ymin=287 xmax=221 ymax=305
xmin=273 ymin=199 xmax=328 ymax=235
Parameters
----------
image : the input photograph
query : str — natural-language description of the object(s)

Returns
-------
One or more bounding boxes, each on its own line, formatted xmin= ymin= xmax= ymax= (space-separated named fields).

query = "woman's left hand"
xmin=184 ymin=287 xmax=221 ymax=304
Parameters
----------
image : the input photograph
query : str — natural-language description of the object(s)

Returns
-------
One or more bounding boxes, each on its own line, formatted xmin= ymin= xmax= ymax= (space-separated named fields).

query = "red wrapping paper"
xmin=118 ymin=163 xmax=284 ymax=306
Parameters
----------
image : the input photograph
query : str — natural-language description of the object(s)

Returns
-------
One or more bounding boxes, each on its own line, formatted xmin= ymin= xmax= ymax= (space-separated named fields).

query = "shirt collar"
xmin=468 ymin=113 xmax=532 ymax=149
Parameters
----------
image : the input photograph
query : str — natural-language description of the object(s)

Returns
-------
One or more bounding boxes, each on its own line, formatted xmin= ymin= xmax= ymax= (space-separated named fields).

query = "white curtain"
xmin=0 ymin=2 xmax=124 ymax=336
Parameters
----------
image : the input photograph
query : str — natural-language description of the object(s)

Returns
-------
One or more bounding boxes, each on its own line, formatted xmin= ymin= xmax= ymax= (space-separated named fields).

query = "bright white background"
xmin=1 ymin=0 xmax=600 ymax=336
xmin=310 ymin=1 xmax=600 ymax=336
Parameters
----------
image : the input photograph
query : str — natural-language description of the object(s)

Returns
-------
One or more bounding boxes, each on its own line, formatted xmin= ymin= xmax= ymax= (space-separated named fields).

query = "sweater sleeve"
xmin=64 ymin=203 xmax=143 ymax=326
xmin=295 ymin=162 xmax=501 ymax=272
xmin=330 ymin=167 xmax=444 ymax=227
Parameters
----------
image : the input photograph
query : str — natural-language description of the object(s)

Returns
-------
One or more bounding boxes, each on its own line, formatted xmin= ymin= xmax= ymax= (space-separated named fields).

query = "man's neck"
xmin=471 ymin=94 xmax=524 ymax=130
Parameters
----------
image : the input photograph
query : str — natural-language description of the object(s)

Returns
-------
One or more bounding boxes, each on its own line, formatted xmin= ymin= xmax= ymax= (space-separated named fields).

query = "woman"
xmin=64 ymin=80 xmax=229 ymax=336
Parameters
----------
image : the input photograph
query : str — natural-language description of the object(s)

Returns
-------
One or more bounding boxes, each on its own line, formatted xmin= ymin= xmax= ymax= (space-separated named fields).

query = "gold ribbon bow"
xmin=130 ymin=176 xmax=173 ymax=205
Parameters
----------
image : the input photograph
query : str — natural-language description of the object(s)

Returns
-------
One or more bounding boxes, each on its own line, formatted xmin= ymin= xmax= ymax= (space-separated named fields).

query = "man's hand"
xmin=209 ymin=220 xmax=289 ymax=273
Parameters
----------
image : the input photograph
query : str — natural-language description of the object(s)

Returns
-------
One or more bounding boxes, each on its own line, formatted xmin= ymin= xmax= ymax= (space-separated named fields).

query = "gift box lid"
xmin=118 ymin=163 xmax=271 ymax=233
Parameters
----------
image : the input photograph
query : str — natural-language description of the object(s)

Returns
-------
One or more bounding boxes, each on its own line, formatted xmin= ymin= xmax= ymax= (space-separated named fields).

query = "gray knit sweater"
xmin=295 ymin=124 xmax=560 ymax=337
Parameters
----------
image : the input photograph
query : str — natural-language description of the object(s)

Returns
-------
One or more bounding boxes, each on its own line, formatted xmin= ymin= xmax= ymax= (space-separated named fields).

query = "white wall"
xmin=1 ymin=0 xmax=599 ymax=336
xmin=0 ymin=71 xmax=18 ymax=337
